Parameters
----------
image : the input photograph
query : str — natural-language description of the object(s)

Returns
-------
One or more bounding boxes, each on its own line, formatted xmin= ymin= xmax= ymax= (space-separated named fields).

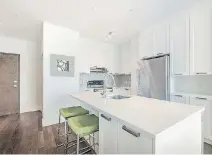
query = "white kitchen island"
xmin=70 ymin=92 xmax=204 ymax=154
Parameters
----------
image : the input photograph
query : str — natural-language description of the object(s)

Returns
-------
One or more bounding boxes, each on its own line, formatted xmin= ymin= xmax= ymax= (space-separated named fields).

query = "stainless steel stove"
xmin=86 ymin=80 xmax=104 ymax=92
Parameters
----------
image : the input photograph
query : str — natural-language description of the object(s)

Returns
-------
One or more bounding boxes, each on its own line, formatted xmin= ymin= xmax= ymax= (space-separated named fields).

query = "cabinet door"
xmin=139 ymin=28 xmax=154 ymax=58
xmin=170 ymin=95 xmax=189 ymax=104
xmin=117 ymin=122 xmax=153 ymax=154
xmin=190 ymin=97 xmax=212 ymax=141
xmin=190 ymin=0 xmax=212 ymax=75
xmin=99 ymin=113 xmax=118 ymax=154
xmin=170 ymin=12 xmax=190 ymax=75
xmin=153 ymin=22 xmax=169 ymax=55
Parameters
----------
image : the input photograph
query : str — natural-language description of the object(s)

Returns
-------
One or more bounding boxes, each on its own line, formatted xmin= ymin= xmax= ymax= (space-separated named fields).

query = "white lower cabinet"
xmin=190 ymin=96 xmax=212 ymax=143
xmin=99 ymin=109 xmax=203 ymax=153
xmin=117 ymin=121 xmax=153 ymax=154
xmin=170 ymin=95 xmax=189 ymax=104
xmin=99 ymin=113 xmax=153 ymax=154
xmin=99 ymin=112 xmax=118 ymax=154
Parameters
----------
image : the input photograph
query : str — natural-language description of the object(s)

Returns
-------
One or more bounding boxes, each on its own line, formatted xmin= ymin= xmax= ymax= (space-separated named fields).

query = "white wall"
xmin=129 ymin=36 xmax=140 ymax=95
xmin=119 ymin=35 xmax=140 ymax=95
xmin=42 ymin=22 xmax=120 ymax=126
xmin=119 ymin=42 xmax=131 ymax=74
xmin=0 ymin=35 xmax=42 ymax=113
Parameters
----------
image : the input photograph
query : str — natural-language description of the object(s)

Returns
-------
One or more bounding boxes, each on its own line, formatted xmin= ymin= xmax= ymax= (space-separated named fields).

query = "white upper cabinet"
xmin=153 ymin=22 xmax=169 ymax=56
xmin=190 ymin=0 xmax=212 ymax=75
xmin=170 ymin=12 xmax=190 ymax=75
xmin=139 ymin=22 xmax=169 ymax=59
xmin=139 ymin=28 xmax=154 ymax=59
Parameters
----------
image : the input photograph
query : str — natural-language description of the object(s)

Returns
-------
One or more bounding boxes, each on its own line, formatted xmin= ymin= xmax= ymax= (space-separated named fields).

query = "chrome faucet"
xmin=101 ymin=72 xmax=116 ymax=98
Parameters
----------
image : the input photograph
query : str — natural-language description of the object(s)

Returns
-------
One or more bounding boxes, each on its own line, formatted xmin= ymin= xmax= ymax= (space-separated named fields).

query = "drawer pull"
xmin=157 ymin=53 xmax=163 ymax=55
xmin=196 ymin=72 xmax=207 ymax=75
xmin=174 ymin=73 xmax=182 ymax=75
xmin=122 ymin=125 xmax=140 ymax=138
xmin=174 ymin=95 xmax=183 ymax=97
xmin=196 ymin=97 xmax=207 ymax=100
xmin=101 ymin=114 xmax=111 ymax=121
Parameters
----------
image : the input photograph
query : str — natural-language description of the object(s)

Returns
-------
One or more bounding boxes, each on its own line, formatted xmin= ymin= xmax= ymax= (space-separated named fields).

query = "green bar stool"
xmin=58 ymin=106 xmax=89 ymax=147
xmin=66 ymin=114 xmax=99 ymax=154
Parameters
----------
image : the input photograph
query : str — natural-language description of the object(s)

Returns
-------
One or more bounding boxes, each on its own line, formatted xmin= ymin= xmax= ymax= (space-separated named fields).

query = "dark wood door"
xmin=0 ymin=53 xmax=19 ymax=116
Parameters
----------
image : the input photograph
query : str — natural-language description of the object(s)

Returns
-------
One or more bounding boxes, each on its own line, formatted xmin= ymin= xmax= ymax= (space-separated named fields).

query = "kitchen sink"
xmin=105 ymin=94 xmax=131 ymax=100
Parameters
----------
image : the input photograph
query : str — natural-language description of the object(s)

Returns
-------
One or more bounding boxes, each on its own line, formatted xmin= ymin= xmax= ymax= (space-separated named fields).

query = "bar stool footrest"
xmin=72 ymin=142 xmax=98 ymax=154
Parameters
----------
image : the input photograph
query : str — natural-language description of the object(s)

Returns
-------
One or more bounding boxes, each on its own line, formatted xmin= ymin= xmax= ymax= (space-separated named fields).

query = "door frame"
xmin=0 ymin=52 xmax=20 ymax=114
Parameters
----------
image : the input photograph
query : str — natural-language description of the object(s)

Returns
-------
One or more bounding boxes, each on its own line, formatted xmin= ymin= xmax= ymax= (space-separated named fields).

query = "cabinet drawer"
xmin=117 ymin=121 xmax=153 ymax=154
xmin=190 ymin=96 xmax=212 ymax=141
xmin=99 ymin=112 xmax=118 ymax=154
xmin=170 ymin=95 xmax=189 ymax=104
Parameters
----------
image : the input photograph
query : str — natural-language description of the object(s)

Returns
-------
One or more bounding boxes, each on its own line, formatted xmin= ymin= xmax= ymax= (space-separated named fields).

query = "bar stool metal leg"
xmin=93 ymin=133 xmax=95 ymax=152
xmin=65 ymin=119 xmax=69 ymax=154
xmin=77 ymin=134 xmax=80 ymax=154
xmin=58 ymin=113 xmax=61 ymax=134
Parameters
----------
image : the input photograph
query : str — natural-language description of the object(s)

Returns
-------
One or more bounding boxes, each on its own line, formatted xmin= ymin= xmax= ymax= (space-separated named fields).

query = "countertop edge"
xmin=69 ymin=93 xmax=204 ymax=138
xmin=69 ymin=94 xmax=156 ymax=138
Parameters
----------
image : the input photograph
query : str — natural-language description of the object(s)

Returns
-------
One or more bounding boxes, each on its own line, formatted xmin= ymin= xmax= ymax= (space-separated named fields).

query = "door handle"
xmin=101 ymin=114 xmax=111 ymax=121
xmin=13 ymin=85 xmax=17 ymax=88
xmin=122 ymin=125 xmax=140 ymax=137
xmin=13 ymin=80 xmax=18 ymax=83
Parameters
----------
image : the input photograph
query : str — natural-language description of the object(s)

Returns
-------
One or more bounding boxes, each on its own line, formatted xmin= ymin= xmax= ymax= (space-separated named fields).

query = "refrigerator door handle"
xmin=165 ymin=55 xmax=170 ymax=101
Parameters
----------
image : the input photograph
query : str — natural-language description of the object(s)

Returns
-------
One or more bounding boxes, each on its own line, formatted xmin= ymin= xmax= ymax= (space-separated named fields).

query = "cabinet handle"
xmin=196 ymin=97 xmax=207 ymax=100
xmin=122 ymin=125 xmax=140 ymax=138
xmin=196 ymin=72 xmax=207 ymax=75
xmin=101 ymin=114 xmax=111 ymax=121
xmin=174 ymin=73 xmax=182 ymax=75
xmin=157 ymin=53 xmax=163 ymax=55
xmin=174 ymin=95 xmax=183 ymax=97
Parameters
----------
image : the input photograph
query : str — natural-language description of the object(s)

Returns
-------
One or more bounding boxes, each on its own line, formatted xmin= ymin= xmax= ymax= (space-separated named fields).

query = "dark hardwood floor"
xmin=0 ymin=111 xmax=212 ymax=154
xmin=0 ymin=111 xmax=92 ymax=154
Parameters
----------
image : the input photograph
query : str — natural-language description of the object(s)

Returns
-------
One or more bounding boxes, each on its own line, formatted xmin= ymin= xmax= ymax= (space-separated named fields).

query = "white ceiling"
xmin=0 ymin=0 xmax=199 ymax=44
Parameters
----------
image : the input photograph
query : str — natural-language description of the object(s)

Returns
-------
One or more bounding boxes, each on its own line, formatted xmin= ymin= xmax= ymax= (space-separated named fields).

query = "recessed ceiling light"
xmin=15 ymin=13 xmax=19 ymax=17
xmin=108 ymin=32 xmax=113 ymax=35
xmin=91 ymin=6 xmax=97 ymax=11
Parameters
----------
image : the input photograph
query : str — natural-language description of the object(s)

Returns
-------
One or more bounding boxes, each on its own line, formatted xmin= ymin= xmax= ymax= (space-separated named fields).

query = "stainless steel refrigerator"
xmin=137 ymin=54 xmax=170 ymax=101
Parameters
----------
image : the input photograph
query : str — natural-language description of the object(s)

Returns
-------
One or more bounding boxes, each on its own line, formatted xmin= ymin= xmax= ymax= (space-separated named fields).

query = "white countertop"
xmin=70 ymin=92 xmax=204 ymax=137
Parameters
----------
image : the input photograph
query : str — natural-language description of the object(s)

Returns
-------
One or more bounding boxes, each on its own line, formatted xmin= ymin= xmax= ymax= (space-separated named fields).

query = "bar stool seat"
xmin=68 ymin=114 xmax=99 ymax=136
xmin=60 ymin=106 xmax=89 ymax=118
xmin=66 ymin=114 xmax=99 ymax=154
xmin=57 ymin=106 xmax=89 ymax=152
